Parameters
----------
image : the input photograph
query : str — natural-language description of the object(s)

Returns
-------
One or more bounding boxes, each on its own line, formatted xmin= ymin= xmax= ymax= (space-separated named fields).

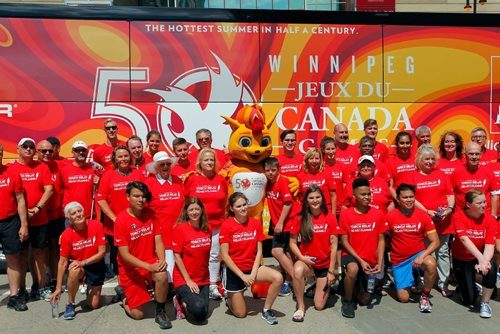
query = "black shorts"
xmin=0 ymin=214 xmax=23 ymax=255
xmin=313 ymin=267 xmax=329 ymax=278
xmin=341 ymin=255 xmax=369 ymax=293
xmin=222 ymin=265 xmax=250 ymax=293
xmin=84 ymin=260 xmax=106 ymax=287
xmin=48 ymin=217 xmax=66 ymax=239
xmin=271 ymin=231 xmax=290 ymax=252
xmin=23 ymin=224 xmax=50 ymax=249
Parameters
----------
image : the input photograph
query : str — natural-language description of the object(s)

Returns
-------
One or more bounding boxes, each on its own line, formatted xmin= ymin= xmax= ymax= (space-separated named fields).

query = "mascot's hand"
xmin=287 ymin=177 xmax=300 ymax=197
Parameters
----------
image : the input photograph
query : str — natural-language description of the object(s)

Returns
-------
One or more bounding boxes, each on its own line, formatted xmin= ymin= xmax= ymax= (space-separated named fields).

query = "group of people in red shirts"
xmin=1 ymin=117 xmax=499 ymax=329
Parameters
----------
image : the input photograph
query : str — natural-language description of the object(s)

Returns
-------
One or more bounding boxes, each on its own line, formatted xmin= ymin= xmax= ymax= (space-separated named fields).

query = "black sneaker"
xmin=341 ymin=300 xmax=355 ymax=318
xmin=155 ymin=309 xmax=172 ymax=329
xmin=261 ymin=309 xmax=278 ymax=325
xmin=7 ymin=295 xmax=28 ymax=312
xmin=18 ymin=288 xmax=29 ymax=303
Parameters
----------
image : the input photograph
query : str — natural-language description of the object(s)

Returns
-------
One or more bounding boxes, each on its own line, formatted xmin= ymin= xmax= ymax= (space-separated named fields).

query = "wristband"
xmin=83 ymin=260 xmax=89 ymax=266
xmin=35 ymin=204 xmax=42 ymax=211
xmin=328 ymin=269 xmax=335 ymax=275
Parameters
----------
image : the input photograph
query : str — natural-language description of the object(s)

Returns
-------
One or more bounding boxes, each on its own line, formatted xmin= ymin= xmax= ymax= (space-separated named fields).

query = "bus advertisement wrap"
xmin=1 ymin=19 xmax=500 ymax=158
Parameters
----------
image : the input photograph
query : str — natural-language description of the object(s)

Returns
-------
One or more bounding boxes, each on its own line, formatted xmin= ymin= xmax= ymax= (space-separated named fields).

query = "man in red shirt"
xmin=470 ymin=127 xmax=497 ymax=165
xmin=37 ymin=139 xmax=65 ymax=291
xmin=10 ymin=138 xmax=54 ymax=301
xmin=361 ymin=119 xmax=389 ymax=162
xmin=333 ymin=123 xmax=357 ymax=166
xmin=339 ymin=177 xmax=385 ymax=318
xmin=415 ymin=125 xmax=431 ymax=147
xmin=47 ymin=136 xmax=70 ymax=167
xmin=385 ymin=183 xmax=439 ymax=313
xmin=187 ymin=129 xmax=227 ymax=169
xmin=451 ymin=141 xmax=498 ymax=215
xmin=90 ymin=118 xmax=125 ymax=170
xmin=171 ymin=137 xmax=195 ymax=181
xmin=274 ymin=129 xmax=303 ymax=178
xmin=0 ymin=143 xmax=29 ymax=311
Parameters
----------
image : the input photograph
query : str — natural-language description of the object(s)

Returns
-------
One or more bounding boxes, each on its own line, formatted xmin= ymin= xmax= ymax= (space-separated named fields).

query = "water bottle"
xmin=51 ymin=301 xmax=59 ymax=319
xmin=367 ymin=274 xmax=375 ymax=293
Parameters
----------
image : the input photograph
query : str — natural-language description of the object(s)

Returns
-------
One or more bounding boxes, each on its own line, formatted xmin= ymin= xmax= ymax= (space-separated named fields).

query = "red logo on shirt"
xmin=241 ymin=179 xmax=251 ymax=189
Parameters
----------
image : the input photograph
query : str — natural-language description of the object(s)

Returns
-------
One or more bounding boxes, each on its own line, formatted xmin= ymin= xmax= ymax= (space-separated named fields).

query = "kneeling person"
xmin=114 ymin=181 xmax=171 ymax=329
xmin=385 ymin=183 xmax=439 ymax=312
xmin=50 ymin=202 xmax=106 ymax=320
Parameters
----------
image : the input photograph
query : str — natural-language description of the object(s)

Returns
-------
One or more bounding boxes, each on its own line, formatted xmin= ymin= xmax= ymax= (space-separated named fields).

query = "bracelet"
xmin=35 ymin=204 xmax=42 ymax=211
xmin=328 ymin=269 xmax=335 ymax=275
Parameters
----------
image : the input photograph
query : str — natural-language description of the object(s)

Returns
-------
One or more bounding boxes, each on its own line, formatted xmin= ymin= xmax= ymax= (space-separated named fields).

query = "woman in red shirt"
xmin=438 ymin=131 xmax=464 ymax=176
xmin=184 ymin=148 xmax=228 ymax=300
xmin=220 ymin=192 xmax=282 ymax=325
xmin=386 ymin=131 xmax=416 ymax=198
xmin=321 ymin=136 xmax=345 ymax=217
xmin=297 ymin=148 xmax=336 ymax=214
xmin=405 ymin=144 xmax=455 ymax=297
xmin=144 ymin=130 xmax=162 ymax=164
xmin=172 ymin=197 xmax=212 ymax=322
xmin=289 ymin=185 xmax=338 ymax=322
xmin=451 ymin=189 xmax=497 ymax=318
xmin=50 ymin=202 xmax=106 ymax=319
xmin=97 ymin=146 xmax=145 ymax=275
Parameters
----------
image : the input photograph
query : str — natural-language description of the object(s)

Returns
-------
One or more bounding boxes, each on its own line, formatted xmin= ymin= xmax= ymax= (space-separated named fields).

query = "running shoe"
xmin=63 ymin=303 xmax=76 ymax=320
xmin=279 ymin=282 xmax=292 ymax=297
xmin=155 ymin=309 xmax=172 ymax=329
xmin=7 ymin=295 xmax=28 ymax=312
xmin=261 ymin=309 xmax=278 ymax=325
xmin=341 ymin=300 xmax=355 ymax=318
xmin=209 ymin=284 xmax=222 ymax=300
xmin=80 ymin=284 xmax=87 ymax=295
xmin=419 ymin=294 xmax=432 ymax=313
xmin=18 ymin=288 xmax=29 ymax=303
xmin=480 ymin=302 xmax=492 ymax=318
xmin=39 ymin=288 xmax=52 ymax=302
xmin=173 ymin=295 xmax=186 ymax=320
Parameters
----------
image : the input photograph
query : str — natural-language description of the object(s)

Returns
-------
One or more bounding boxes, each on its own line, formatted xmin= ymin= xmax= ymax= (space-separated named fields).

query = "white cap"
xmin=72 ymin=140 xmax=87 ymax=149
xmin=18 ymin=138 xmax=35 ymax=146
xmin=357 ymin=155 xmax=375 ymax=165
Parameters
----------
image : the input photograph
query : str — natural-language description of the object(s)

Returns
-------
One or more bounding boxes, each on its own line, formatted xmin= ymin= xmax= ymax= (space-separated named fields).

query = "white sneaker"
xmin=209 ymin=285 xmax=222 ymax=300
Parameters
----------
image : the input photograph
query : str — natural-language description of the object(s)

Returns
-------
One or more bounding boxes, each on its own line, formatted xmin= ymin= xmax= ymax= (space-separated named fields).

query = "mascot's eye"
xmin=239 ymin=137 xmax=252 ymax=147
xmin=260 ymin=136 xmax=271 ymax=147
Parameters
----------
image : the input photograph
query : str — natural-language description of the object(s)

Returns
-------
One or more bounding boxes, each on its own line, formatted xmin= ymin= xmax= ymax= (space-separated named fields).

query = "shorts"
xmin=48 ymin=217 xmax=66 ymax=239
xmin=271 ymin=231 xmax=290 ymax=252
xmin=341 ymin=255 xmax=369 ymax=293
xmin=84 ymin=260 xmax=106 ymax=287
xmin=392 ymin=251 xmax=424 ymax=291
xmin=313 ymin=267 xmax=329 ymax=278
xmin=222 ymin=265 xmax=250 ymax=293
xmin=120 ymin=261 xmax=155 ymax=310
xmin=23 ymin=224 xmax=50 ymax=249
xmin=0 ymin=214 xmax=23 ymax=255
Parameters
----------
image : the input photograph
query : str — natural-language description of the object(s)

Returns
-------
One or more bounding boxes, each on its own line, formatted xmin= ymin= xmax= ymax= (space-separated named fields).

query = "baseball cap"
xmin=18 ymin=138 xmax=35 ymax=146
xmin=357 ymin=155 xmax=375 ymax=165
xmin=72 ymin=141 xmax=88 ymax=149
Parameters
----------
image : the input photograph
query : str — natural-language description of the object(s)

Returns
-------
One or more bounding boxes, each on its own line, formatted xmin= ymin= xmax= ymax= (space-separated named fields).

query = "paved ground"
xmin=1 ymin=260 xmax=499 ymax=334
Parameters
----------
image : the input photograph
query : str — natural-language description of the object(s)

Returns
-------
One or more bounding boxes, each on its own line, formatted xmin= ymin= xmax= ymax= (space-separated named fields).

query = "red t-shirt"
xmin=114 ymin=208 xmax=160 ymax=269
xmin=343 ymin=176 xmax=392 ymax=213
xmin=144 ymin=174 xmax=184 ymax=248
xmin=297 ymin=170 xmax=336 ymax=212
xmin=289 ymin=213 xmax=339 ymax=269
xmin=184 ymin=173 xmax=227 ymax=229
xmin=96 ymin=168 xmax=145 ymax=235
xmin=451 ymin=209 xmax=497 ymax=261
xmin=385 ymin=155 xmax=416 ymax=187
xmin=451 ymin=164 xmax=498 ymax=211
xmin=385 ymin=208 xmax=436 ymax=265
xmin=339 ymin=207 xmax=385 ymax=266
xmin=60 ymin=163 xmax=95 ymax=219
xmin=172 ymin=222 xmax=211 ymax=288
xmin=171 ymin=161 xmax=196 ymax=182
xmin=219 ymin=217 xmax=265 ymax=272
xmin=265 ymin=175 xmax=296 ymax=232
xmin=480 ymin=148 xmax=497 ymax=166
xmin=10 ymin=161 xmax=53 ymax=226
xmin=323 ymin=162 xmax=346 ymax=215
xmin=374 ymin=141 xmax=390 ymax=162
xmin=403 ymin=169 xmax=454 ymax=234
xmin=334 ymin=144 xmax=358 ymax=166
xmin=59 ymin=219 xmax=106 ymax=261
xmin=438 ymin=157 xmax=464 ymax=177
xmin=0 ymin=165 xmax=23 ymax=220
xmin=275 ymin=153 xmax=304 ymax=178
xmin=44 ymin=160 xmax=63 ymax=220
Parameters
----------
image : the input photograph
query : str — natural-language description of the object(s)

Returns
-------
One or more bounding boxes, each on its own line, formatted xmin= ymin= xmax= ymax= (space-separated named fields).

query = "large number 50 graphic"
xmin=91 ymin=67 xmax=151 ymax=140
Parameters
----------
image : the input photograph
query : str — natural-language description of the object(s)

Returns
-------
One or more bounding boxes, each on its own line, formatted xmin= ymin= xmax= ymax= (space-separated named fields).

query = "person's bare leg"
xmin=256 ymin=266 xmax=282 ymax=310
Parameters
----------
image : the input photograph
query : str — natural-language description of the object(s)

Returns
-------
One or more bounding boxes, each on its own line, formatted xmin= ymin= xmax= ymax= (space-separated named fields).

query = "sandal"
xmin=292 ymin=309 xmax=305 ymax=322
xmin=439 ymin=288 xmax=453 ymax=298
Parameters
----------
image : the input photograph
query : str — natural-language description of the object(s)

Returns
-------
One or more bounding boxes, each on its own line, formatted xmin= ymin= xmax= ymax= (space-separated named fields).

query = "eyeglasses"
xmin=283 ymin=139 xmax=296 ymax=142
xmin=73 ymin=148 xmax=87 ymax=154
xmin=21 ymin=144 xmax=35 ymax=150
xmin=158 ymin=162 xmax=172 ymax=167
xmin=105 ymin=125 xmax=118 ymax=131
xmin=38 ymin=149 xmax=54 ymax=154
xmin=471 ymin=135 xmax=486 ymax=139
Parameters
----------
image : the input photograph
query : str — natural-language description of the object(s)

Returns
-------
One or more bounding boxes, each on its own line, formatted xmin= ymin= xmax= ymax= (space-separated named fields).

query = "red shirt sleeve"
xmin=485 ymin=215 xmax=497 ymax=245
xmin=96 ymin=170 xmax=111 ymax=202
xmin=219 ymin=220 xmax=230 ymax=244
xmin=289 ymin=215 xmax=301 ymax=235
xmin=96 ymin=221 xmax=107 ymax=247
xmin=255 ymin=218 xmax=266 ymax=241
xmin=327 ymin=214 xmax=340 ymax=235
xmin=172 ymin=224 xmax=184 ymax=254
xmin=114 ymin=215 xmax=128 ymax=247
xmin=59 ymin=230 xmax=71 ymax=258
xmin=453 ymin=213 xmax=468 ymax=239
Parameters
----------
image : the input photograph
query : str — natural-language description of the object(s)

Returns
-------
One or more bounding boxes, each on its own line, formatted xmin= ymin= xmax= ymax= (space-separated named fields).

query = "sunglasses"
xmin=197 ymin=137 xmax=211 ymax=142
xmin=73 ymin=148 xmax=87 ymax=154
xmin=105 ymin=125 xmax=118 ymax=131
xmin=158 ymin=162 xmax=172 ymax=167
xmin=38 ymin=149 xmax=54 ymax=154
xmin=21 ymin=144 xmax=35 ymax=150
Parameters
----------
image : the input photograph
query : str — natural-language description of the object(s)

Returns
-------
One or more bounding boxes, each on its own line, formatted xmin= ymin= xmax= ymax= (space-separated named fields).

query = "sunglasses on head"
xmin=105 ymin=125 xmax=118 ymax=131
xmin=21 ymin=144 xmax=35 ymax=150
xmin=38 ymin=149 xmax=54 ymax=154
